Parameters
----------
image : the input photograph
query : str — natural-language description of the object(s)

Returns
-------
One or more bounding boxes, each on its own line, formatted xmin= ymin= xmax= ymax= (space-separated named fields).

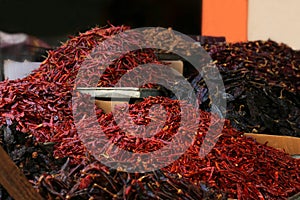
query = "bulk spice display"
xmin=0 ymin=24 xmax=299 ymax=199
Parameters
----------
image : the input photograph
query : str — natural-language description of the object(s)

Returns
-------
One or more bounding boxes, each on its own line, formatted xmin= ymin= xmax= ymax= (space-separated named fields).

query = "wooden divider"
xmin=0 ymin=146 xmax=42 ymax=200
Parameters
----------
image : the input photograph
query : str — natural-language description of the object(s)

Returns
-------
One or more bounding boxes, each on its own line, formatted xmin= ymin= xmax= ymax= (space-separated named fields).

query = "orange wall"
xmin=202 ymin=0 xmax=248 ymax=42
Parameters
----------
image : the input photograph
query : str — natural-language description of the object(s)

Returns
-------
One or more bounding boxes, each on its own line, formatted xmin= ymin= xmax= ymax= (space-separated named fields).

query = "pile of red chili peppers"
xmin=75 ymin=96 xmax=299 ymax=199
xmin=0 ymin=25 xmax=299 ymax=199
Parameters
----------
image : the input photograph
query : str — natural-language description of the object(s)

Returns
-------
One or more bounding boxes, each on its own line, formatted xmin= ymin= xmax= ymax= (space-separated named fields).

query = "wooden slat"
xmin=0 ymin=146 xmax=42 ymax=200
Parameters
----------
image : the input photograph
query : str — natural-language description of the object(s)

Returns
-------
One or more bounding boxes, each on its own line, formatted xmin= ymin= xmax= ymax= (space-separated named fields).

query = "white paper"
xmin=4 ymin=60 xmax=41 ymax=80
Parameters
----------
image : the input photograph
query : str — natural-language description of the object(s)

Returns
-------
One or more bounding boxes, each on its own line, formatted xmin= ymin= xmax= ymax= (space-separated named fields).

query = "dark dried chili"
xmin=199 ymin=40 xmax=300 ymax=136
xmin=36 ymin=159 xmax=226 ymax=200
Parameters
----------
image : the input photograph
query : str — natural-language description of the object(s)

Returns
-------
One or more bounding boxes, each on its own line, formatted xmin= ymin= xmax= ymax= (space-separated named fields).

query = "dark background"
xmin=0 ymin=0 xmax=201 ymax=46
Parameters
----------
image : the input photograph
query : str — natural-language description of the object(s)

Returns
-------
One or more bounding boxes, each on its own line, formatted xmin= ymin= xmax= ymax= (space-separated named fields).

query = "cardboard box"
xmin=244 ymin=133 xmax=300 ymax=155
xmin=95 ymin=100 xmax=127 ymax=114
xmin=162 ymin=60 xmax=183 ymax=75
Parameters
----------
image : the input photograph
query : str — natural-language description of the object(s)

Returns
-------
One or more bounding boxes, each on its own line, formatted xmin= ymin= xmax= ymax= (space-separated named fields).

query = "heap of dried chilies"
xmin=201 ymin=41 xmax=300 ymax=136
xmin=72 ymin=96 xmax=300 ymax=199
xmin=0 ymin=123 xmax=226 ymax=200
xmin=0 ymin=25 xmax=299 ymax=200
xmin=0 ymin=24 xmax=162 ymax=161
xmin=36 ymin=158 xmax=226 ymax=200
xmin=0 ymin=124 xmax=63 ymax=199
